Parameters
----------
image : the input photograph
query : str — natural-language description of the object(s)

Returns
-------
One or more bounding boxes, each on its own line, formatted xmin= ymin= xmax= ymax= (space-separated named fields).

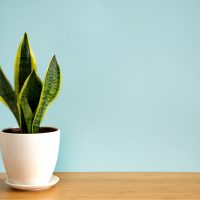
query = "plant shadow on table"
xmin=0 ymin=177 xmax=60 ymax=200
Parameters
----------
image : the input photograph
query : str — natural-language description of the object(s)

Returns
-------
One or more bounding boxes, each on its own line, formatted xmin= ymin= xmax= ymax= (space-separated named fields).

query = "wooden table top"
xmin=0 ymin=172 xmax=200 ymax=199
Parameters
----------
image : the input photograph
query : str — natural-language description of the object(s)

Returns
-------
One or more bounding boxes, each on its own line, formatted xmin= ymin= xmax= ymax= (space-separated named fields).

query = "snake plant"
xmin=0 ymin=33 xmax=61 ymax=133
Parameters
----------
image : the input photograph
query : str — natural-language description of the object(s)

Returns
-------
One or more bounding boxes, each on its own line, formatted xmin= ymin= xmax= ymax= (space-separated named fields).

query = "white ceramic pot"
xmin=0 ymin=127 xmax=60 ymax=185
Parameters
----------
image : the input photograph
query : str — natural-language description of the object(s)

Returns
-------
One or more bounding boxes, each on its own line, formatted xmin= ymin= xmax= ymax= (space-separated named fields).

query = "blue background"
xmin=0 ymin=0 xmax=200 ymax=172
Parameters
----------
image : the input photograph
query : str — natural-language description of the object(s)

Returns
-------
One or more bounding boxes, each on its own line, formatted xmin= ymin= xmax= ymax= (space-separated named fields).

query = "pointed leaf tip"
xmin=50 ymin=55 xmax=58 ymax=65
xmin=15 ymin=31 xmax=36 ymax=96
xmin=24 ymin=32 xmax=28 ymax=38
xmin=52 ymin=55 xmax=57 ymax=61
xmin=32 ymin=55 xmax=61 ymax=132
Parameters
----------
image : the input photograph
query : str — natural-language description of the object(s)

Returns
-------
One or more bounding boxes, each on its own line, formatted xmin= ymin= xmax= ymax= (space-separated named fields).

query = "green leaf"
xmin=0 ymin=67 xmax=20 ymax=125
xmin=14 ymin=32 xmax=37 ymax=132
xmin=20 ymin=97 xmax=33 ymax=133
xmin=0 ymin=96 xmax=9 ymax=108
xmin=14 ymin=32 xmax=36 ymax=96
xmin=20 ymin=110 xmax=28 ymax=133
xmin=18 ymin=70 xmax=42 ymax=133
xmin=32 ymin=56 xmax=61 ymax=133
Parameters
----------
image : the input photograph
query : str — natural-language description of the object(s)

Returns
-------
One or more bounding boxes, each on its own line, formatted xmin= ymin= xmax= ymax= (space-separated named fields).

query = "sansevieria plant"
xmin=0 ymin=33 xmax=61 ymax=133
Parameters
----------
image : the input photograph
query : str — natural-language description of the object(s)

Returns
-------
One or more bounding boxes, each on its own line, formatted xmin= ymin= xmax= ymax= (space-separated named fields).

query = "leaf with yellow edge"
xmin=0 ymin=96 xmax=9 ymax=108
xmin=20 ymin=97 xmax=33 ymax=133
xmin=18 ymin=70 xmax=42 ymax=133
xmin=32 ymin=56 xmax=61 ymax=133
xmin=0 ymin=66 xmax=20 ymax=125
xmin=14 ymin=32 xmax=36 ymax=96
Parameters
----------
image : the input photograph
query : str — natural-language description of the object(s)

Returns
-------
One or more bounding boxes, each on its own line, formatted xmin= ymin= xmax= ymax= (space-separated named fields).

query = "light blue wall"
xmin=0 ymin=0 xmax=200 ymax=172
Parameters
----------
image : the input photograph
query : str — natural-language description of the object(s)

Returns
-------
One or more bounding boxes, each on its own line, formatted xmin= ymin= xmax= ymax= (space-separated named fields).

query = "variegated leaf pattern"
xmin=18 ymin=70 xmax=42 ymax=132
xmin=20 ymin=97 xmax=33 ymax=133
xmin=32 ymin=56 xmax=61 ymax=133
xmin=14 ymin=32 xmax=37 ymax=132
xmin=0 ymin=66 xmax=20 ymax=125
xmin=14 ymin=32 xmax=36 ymax=96
xmin=0 ymin=33 xmax=61 ymax=133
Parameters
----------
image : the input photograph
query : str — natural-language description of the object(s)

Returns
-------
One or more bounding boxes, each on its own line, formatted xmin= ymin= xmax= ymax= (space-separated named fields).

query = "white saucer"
xmin=5 ymin=175 xmax=59 ymax=191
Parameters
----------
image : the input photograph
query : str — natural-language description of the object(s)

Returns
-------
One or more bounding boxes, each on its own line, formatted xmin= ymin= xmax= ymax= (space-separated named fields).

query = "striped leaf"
xmin=32 ymin=56 xmax=61 ymax=133
xmin=0 ymin=67 xmax=20 ymax=125
xmin=18 ymin=70 xmax=42 ymax=133
xmin=14 ymin=32 xmax=36 ymax=96
xmin=20 ymin=97 xmax=33 ymax=133
xmin=14 ymin=32 xmax=37 ymax=132
xmin=19 ymin=109 xmax=28 ymax=132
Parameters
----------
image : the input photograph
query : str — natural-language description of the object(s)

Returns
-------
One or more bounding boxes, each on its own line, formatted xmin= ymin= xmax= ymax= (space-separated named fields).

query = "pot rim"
xmin=1 ymin=127 xmax=60 ymax=134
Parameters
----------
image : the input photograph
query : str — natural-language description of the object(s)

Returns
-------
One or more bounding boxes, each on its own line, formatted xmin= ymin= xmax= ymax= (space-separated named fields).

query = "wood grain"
xmin=0 ymin=172 xmax=200 ymax=199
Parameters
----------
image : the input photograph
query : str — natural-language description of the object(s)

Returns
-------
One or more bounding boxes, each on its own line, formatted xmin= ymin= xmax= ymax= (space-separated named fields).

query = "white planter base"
xmin=0 ymin=127 xmax=60 ymax=186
